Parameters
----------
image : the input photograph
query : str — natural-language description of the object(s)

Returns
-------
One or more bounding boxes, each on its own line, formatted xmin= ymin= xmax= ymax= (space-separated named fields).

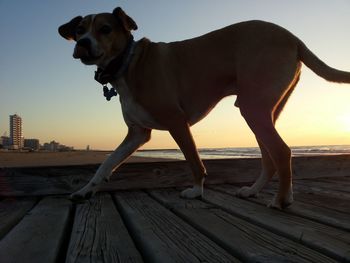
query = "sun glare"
xmin=338 ymin=114 xmax=350 ymax=132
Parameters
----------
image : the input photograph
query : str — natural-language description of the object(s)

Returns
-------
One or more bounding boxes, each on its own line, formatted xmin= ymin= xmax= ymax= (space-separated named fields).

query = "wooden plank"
xmin=282 ymin=181 xmax=350 ymax=200
xmin=203 ymin=187 xmax=350 ymax=262
xmin=296 ymin=179 xmax=350 ymax=193
xmin=0 ymin=165 xmax=97 ymax=196
xmin=235 ymin=187 xmax=350 ymax=232
xmin=2 ymin=155 xmax=350 ymax=196
xmin=263 ymin=181 xmax=350 ymax=213
xmin=298 ymin=182 xmax=350 ymax=199
xmin=317 ymin=177 xmax=350 ymax=187
xmin=212 ymin=184 xmax=350 ymax=231
xmin=291 ymin=155 xmax=350 ymax=180
xmin=0 ymin=197 xmax=37 ymax=239
xmin=148 ymin=188 xmax=336 ymax=262
xmin=114 ymin=191 xmax=239 ymax=263
xmin=0 ymin=159 xmax=257 ymax=196
xmin=261 ymin=180 xmax=350 ymax=215
xmin=66 ymin=193 xmax=143 ymax=263
xmin=293 ymin=192 xmax=350 ymax=214
xmin=0 ymin=197 xmax=72 ymax=263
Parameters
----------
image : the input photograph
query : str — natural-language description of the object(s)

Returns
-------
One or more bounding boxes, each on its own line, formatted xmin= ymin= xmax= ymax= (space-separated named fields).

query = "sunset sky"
xmin=1 ymin=1 xmax=350 ymax=150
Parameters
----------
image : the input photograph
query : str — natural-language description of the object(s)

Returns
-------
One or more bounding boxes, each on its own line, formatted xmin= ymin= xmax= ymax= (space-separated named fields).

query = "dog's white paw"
xmin=236 ymin=186 xmax=258 ymax=198
xmin=70 ymin=183 xmax=97 ymax=203
xmin=268 ymin=189 xmax=294 ymax=210
xmin=180 ymin=185 xmax=203 ymax=199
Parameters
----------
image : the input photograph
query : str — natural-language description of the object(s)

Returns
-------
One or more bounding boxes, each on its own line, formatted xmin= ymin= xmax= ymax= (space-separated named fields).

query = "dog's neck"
xmin=94 ymin=36 xmax=136 ymax=85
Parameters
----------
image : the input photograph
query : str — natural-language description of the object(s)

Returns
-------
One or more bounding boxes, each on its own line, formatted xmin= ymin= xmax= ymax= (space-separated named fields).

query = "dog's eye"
xmin=99 ymin=25 xmax=112 ymax=35
xmin=76 ymin=26 xmax=86 ymax=35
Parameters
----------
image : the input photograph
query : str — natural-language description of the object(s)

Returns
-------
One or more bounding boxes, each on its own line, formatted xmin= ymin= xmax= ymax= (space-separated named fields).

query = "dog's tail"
xmin=298 ymin=40 xmax=350 ymax=83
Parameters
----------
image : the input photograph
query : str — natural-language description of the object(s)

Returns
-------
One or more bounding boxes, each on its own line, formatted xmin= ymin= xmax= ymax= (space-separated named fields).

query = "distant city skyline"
xmin=1 ymin=113 xmax=73 ymax=151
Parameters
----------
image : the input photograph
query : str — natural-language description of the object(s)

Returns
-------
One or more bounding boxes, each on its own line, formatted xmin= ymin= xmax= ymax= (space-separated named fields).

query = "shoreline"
xmin=0 ymin=151 xmax=177 ymax=168
xmin=1 ymin=149 xmax=350 ymax=168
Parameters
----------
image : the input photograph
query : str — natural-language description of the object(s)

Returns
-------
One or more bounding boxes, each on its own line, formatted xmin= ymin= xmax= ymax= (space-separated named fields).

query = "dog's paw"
xmin=268 ymin=190 xmax=294 ymax=210
xmin=69 ymin=185 xmax=97 ymax=203
xmin=236 ymin=186 xmax=258 ymax=198
xmin=180 ymin=186 xmax=203 ymax=199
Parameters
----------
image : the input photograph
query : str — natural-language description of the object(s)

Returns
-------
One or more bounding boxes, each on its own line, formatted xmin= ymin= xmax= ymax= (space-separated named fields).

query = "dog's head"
xmin=58 ymin=7 xmax=137 ymax=67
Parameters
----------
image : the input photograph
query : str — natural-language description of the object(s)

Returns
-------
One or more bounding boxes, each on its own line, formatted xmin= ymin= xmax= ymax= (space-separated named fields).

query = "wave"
xmin=134 ymin=145 xmax=350 ymax=160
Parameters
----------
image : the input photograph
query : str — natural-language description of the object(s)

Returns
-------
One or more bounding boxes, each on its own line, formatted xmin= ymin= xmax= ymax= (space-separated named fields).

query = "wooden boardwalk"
xmin=0 ymin=156 xmax=349 ymax=262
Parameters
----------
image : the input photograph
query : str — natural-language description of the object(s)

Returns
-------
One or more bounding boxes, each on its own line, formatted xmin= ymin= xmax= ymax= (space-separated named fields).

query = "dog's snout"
xmin=73 ymin=37 xmax=93 ymax=60
xmin=76 ymin=38 xmax=91 ymax=48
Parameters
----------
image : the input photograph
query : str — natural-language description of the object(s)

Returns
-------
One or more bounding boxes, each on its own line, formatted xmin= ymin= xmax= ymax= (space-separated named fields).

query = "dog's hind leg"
xmin=169 ymin=121 xmax=206 ymax=199
xmin=239 ymin=103 xmax=293 ymax=209
xmin=70 ymin=125 xmax=151 ymax=202
xmin=236 ymin=139 xmax=276 ymax=198
xmin=236 ymin=73 xmax=300 ymax=199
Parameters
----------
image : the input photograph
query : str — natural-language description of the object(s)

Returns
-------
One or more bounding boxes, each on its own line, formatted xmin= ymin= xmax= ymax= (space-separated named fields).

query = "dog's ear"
xmin=58 ymin=16 xmax=83 ymax=41
xmin=113 ymin=7 xmax=138 ymax=31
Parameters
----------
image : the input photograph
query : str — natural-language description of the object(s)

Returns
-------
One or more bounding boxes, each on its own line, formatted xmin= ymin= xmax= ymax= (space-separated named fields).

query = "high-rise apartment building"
xmin=10 ymin=114 xmax=23 ymax=149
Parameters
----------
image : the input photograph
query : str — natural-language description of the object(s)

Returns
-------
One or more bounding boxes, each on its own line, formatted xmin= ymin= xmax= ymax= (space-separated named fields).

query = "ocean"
xmin=134 ymin=145 xmax=350 ymax=160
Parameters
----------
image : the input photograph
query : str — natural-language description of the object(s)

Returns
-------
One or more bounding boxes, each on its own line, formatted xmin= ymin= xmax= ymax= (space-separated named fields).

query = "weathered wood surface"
xmin=1 ymin=155 xmax=350 ymax=196
xmin=260 ymin=179 xmax=350 ymax=213
xmin=291 ymin=180 xmax=350 ymax=200
xmin=0 ymin=176 xmax=349 ymax=262
xmin=207 ymin=185 xmax=350 ymax=262
xmin=213 ymin=183 xmax=350 ymax=231
xmin=265 ymin=180 xmax=349 ymax=208
xmin=0 ymin=165 xmax=97 ymax=196
xmin=0 ymin=197 xmax=72 ymax=263
xmin=114 ymin=191 xmax=239 ymax=263
xmin=0 ymin=197 xmax=37 ymax=239
xmin=317 ymin=176 xmax=350 ymax=187
xmin=296 ymin=178 xmax=350 ymax=193
xmin=66 ymin=193 xmax=143 ymax=263
xmin=264 ymin=190 xmax=350 ymax=231
xmin=148 ymin=188 xmax=335 ymax=262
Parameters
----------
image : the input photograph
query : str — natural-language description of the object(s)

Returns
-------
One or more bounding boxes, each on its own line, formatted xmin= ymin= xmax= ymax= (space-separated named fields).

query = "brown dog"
xmin=59 ymin=7 xmax=350 ymax=209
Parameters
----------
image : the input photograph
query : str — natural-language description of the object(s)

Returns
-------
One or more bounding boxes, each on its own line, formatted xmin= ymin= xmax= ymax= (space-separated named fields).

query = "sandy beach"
xmin=0 ymin=151 xmax=175 ymax=168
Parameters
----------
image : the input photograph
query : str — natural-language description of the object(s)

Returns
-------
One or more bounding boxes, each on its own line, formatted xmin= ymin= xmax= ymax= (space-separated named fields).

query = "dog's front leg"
xmin=169 ymin=121 xmax=206 ymax=199
xmin=70 ymin=125 xmax=151 ymax=202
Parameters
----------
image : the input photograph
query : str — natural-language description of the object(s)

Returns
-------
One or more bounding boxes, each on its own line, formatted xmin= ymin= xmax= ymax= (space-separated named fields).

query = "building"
xmin=10 ymin=114 xmax=23 ymax=149
xmin=42 ymin=140 xmax=73 ymax=152
xmin=0 ymin=136 xmax=11 ymax=149
xmin=24 ymin=138 xmax=40 ymax=151
xmin=43 ymin=141 xmax=59 ymax=151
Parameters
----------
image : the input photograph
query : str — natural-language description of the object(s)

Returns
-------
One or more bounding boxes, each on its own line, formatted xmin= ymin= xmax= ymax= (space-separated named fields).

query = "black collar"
xmin=94 ymin=36 xmax=136 ymax=85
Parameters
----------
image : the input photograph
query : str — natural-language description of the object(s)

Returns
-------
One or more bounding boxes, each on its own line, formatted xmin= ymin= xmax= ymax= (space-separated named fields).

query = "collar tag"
xmin=103 ymin=85 xmax=118 ymax=101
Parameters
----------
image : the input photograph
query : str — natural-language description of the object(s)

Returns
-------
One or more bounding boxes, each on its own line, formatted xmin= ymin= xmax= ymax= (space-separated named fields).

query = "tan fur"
xmin=59 ymin=7 xmax=350 ymax=208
